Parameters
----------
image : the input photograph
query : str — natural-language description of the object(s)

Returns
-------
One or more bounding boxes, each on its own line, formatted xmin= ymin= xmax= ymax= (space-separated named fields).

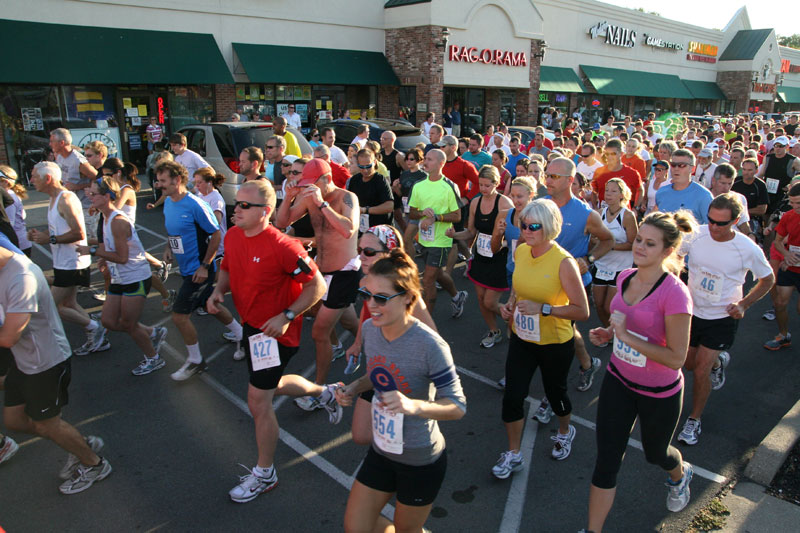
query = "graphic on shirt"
xmin=369 ymin=358 xmax=411 ymax=395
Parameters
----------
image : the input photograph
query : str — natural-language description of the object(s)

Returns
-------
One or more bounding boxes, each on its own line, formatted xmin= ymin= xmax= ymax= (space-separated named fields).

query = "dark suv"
xmin=328 ymin=118 xmax=430 ymax=153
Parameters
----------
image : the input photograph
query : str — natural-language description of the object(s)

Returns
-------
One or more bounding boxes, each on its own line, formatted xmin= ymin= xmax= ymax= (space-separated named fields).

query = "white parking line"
xmin=33 ymin=242 xmax=52 ymax=259
xmin=499 ymin=406 xmax=538 ymax=533
xmin=456 ymin=365 xmax=728 ymax=485
xmin=135 ymin=224 xmax=168 ymax=242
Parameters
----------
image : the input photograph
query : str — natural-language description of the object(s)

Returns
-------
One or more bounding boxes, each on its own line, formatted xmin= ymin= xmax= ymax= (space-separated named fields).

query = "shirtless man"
xmin=275 ymin=158 xmax=360 ymax=411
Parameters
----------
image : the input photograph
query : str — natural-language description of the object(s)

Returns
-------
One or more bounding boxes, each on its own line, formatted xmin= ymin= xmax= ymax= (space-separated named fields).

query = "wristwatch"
xmin=89 ymin=246 xmax=98 ymax=256
xmin=319 ymin=201 xmax=330 ymax=210
xmin=283 ymin=309 xmax=296 ymax=321
xmin=542 ymin=304 xmax=552 ymax=317
xmin=586 ymin=254 xmax=596 ymax=265
xmin=49 ymin=235 xmax=58 ymax=245
xmin=201 ymin=262 xmax=212 ymax=270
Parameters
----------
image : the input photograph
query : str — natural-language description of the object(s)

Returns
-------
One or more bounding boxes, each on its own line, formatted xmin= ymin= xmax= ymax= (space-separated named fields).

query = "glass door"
xmin=117 ymin=90 xmax=168 ymax=168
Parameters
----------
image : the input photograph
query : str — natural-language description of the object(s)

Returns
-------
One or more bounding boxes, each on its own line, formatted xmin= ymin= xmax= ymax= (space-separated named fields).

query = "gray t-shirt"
xmin=57 ymin=149 xmax=91 ymax=209
xmin=0 ymin=254 xmax=71 ymax=374
xmin=363 ymin=318 xmax=466 ymax=466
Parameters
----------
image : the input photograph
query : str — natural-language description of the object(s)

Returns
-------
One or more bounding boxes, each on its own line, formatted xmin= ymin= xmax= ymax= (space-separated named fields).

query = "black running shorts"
xmin=355 ymin=446 xmax=447 ymax=506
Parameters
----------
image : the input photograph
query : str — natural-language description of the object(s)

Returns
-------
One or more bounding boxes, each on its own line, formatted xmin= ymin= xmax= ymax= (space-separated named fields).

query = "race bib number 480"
xmin=372 ymin=396 xmax=404 ymax=454
xmin=513 ymin=307 xmax=540 ymax=342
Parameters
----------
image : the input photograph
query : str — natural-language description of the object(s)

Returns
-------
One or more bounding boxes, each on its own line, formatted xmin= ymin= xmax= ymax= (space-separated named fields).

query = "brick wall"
xmin=385 ymin=26 xmax=445 ymax=127
xmin=717 ymin=71 xmax=752 ymax=114
xmin=378 ymin=85 xmax=399 ymax=118
xmin=0 ymin=132 xmax=8 ymax=166
xmin=214 ymin=84 xmax=236 ymax=121
xmin=485 ymin=88 xmax=500 ymax=127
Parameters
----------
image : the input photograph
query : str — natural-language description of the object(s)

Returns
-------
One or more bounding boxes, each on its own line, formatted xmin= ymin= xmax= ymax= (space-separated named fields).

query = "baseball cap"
xmin=653 ymin=160 xmax=670 ymax=169
xmin=698 ymin=148 xmax=713 ymax=158
xmin=436 ymin=135 xmax=458 ymax=147
xmin=789 ymin=138 xmax=798 ymax=147
xmin=297 ymin=158 xmax=331 ymax=186
xmin=774 ymin=135 xmax=790 ymax=146
xmin=706 ymin=143 xmax=719 ymax=151
xmin=592 ymin=122 xmax=601 ymax=130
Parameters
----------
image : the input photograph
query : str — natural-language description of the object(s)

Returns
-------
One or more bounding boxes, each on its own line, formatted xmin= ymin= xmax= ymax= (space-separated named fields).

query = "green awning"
xmin=579 ymin=65 xmax=692 ymax=99
xmin=777 ymin=86 xmax=800 ymax=104
xmin=0 ymin=19 xmax=232 ymax=84
xmin=682 ymin=80 xmax=727 ymax=100
xmin=539 ymin=67 xmax=585 ymax=93
xmin=233 ymin=43 xmax=399 ymax=85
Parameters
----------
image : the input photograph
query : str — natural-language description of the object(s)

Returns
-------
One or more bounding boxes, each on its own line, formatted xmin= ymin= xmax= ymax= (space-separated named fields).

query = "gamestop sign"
xmin=448 ymin=45 xmax=528 ymax=67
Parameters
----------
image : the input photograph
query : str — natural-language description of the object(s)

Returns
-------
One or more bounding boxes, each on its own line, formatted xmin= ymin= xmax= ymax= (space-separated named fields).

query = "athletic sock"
xmin=186 ymin=343 xmax=203 ymax=364
xmin=226 ymin=319 xmax=243 ymax=341
xmin=86 ymin=319 xmax=99 ymax=331
xmin=254 ymin=464 xmax=274 ymax=478
xmin=319 ymin=385 xmax=333 ymax=403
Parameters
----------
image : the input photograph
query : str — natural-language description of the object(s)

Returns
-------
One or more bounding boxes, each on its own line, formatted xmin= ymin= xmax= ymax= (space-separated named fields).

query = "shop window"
xmin=399 ymin=86 xmax=416 ymax=124
xmin=169 ymin=85 xmax=214 ymax=131
xmin=188 ymin=129 xmax=206 ymax=157
xmin=499 ymin=90 xmax=516 ymax=125
xmin=236 ymin=83 xmax=275 ymax=122
xmin=0 ymin=85 xmax=62 ymax=176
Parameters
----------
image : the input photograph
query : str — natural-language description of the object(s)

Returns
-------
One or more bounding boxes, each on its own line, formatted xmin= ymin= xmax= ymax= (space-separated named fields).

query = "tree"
xmin=778 ymin=34 xmax=800 ymax=50
xmin=635 ymin=7 xmax=661 ymax=16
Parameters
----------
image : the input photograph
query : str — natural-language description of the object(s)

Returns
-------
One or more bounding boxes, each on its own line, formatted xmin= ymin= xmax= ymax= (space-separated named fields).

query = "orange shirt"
xmin=621 ymin=154 xmax=646 ymax=181
xmin=592 ymin=164 xmax=643 ymax=205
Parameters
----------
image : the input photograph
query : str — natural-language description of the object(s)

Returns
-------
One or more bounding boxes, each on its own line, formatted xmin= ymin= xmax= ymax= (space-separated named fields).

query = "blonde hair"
xmin=519 ymin=198 xmax=562 ymax=241
xmin=84 ymin=140 xmax=108 ymax=158
xmin=478 ymin=164 xmax=500 ymax=185
xmin=510 ymin=176 xmax=537 ymax=196
xmin=0 ymin=165 xmax=26 ymax=198
xmin=605 ymin=177 xmax=632 ymax=204
xmin=641 ymin=210 xmax=698 ymax=275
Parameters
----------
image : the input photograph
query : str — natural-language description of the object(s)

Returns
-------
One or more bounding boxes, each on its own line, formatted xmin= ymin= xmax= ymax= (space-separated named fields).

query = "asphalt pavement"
xmin=1 ymin=188 xmax=799 ymax=532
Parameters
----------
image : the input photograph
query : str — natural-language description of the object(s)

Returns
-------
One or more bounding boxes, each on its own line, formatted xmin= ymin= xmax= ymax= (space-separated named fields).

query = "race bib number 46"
xmin=372 ymin=396 xmax=403 ymax=454
xmin=168 ymin=235 xmax=184 ymax=254
xmin=692 ymin=268 xmax=723 ymax=303
xmin=249 ymin=332 xmax=281 ymax=371
xmin=513 ymin=307 xmax=540 ymax=342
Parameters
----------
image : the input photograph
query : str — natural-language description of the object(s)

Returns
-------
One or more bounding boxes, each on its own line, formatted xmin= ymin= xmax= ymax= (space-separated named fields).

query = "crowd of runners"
xmin=0 ymin=111 xmax=799 ymax=532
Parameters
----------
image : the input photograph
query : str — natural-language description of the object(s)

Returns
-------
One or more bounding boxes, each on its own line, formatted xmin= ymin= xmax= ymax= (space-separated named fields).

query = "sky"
xmin=599 ymin=0 xmax=799 ymax=38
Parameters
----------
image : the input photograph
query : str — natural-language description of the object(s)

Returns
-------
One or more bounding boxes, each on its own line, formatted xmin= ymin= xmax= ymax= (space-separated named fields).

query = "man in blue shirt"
xmin=461 ymin=134 xmax=492 ymax=170
xmin=157 ymin=160 xmax=243 ymax=381
xmin=655 ymin=148 xmax=714 ymax=224
xmin=452 ymin=102 xmax=462 ymax=137
xmin=504 ymin=136 xmax=529 ymax=179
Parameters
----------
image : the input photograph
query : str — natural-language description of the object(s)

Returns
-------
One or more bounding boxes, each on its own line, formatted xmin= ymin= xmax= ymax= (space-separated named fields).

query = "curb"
xmin=744 ymin=396 xmax=800 ymax=485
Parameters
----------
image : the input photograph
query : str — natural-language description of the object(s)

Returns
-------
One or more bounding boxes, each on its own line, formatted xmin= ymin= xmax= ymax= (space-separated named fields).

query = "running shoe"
xmin=665 ymin=462 xmax=694 ymax=512
xmin=577 ymin=356 xmax=601 ymax=392
xmin=162 ymin=289 xmax=177 ymax=313
xmin=157 ymin=261 xmax=170 ymax=283
xmin=196 ymin=307 xmax=209 ymax=316
xmin=762 ymin=309 xmax=776 ymax=321
xmin=150 ymin=326 xmax=168 ymax=355
xmin=677 ymin=418 xmax=701 ymax=446
xmin=92 ymin=289 xmax=106 ymax=302
xmin=0 ymin=437 xmax=19 ymax=465
xmin=492 ymin=450 xmax=524 ymax=479
xmin=322 ymin=383 xmax=344 ymax=424
xmin=435 ymin=282 xmax=443 ymax=290
xmin=294 ymin=396 xmax=323 ymax=411
xmin=170 ymin=359 xmax=208 ymax=381
xmin=451 ymin=290 xmax=468 ymax=318
xmin=59 ymin=436 xmax=104 ymax=480
xmin=92 ymin=334 xmax=111 ymax=353
xmin=73 ymin=339 xmax=94 ymax=356
xmin=532 ymin=397 xmax=553 ymax=424
xmin=764 ymin=333 xmax=791 ymax=351
xmin=551 ymin=425 xmax=576 ymax=460
xmin=497 ymin=376 xmax=506 ymax=388
xmin=331 ymin=343 xmax=345 ymax=362
xmin=131 ymin=356 xmax=166 ymax=376
xmin=222 ymin=331 xmax=239 ymax=343
xmin=710 ymin=351 xmax=730 ymax=391
xmin=232 ymin=342 xmax=245 ymax=361
xmin=59 ymin=458 xmax=112 ymax=495
xmin=480 ymin=330 xmax=503 ymax=349
xmin=88 ymin=324 xmax=108 ymax=353
xmin=229 ymin=464 xmax=278 ymax=503
xmin=344 ymin=353 xmax=361 ymax=375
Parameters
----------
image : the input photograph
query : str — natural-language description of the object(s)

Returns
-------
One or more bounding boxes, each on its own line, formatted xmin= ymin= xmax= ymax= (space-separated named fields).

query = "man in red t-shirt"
xmin=765 ymin=182 xmax=800 ymax=351
xmin=441 ymin=135 xmax=479 ymax=273
xmin=208 ymin=179 xmax=342 ymax=504
xmin=313 ymin=144 xmax=350 ymax=188
xmin=591 ymin=138 xmax=644 ymax=209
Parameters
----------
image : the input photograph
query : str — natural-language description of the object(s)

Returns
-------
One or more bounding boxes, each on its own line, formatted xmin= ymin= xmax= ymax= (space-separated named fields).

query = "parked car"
xmin=506 ymin=126 xmax=555 ymax=148
xmin=328 ymin=118 xmax=430 ymax=154
xmin=176 ymin=121 xmax=312 ymax=207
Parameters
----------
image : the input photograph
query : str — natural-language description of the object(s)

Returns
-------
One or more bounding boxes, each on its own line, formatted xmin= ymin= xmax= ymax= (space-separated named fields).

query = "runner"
xmin=192 ymin=167 xmax=227 ymax=274
xmin=155 ymin=160 xmax=243 ymax=381
xmin=493 ymin=199 xmax=589 ymax=478
xmin=0 ymin=165 xmax=32 ymax=257
xmin=655 ymin=149 xmax=714 ymax=224
xmin=205 ymin=179 xmax=343 ymax=503
xmin=446 ymin=165 xmax=513 ymax=348
xmin=0 ymin=245 xmax=111 ymax=494
xmin=677 ymin=193 xmax=774 ymax=445
xmin=76 ymin=178 xmax=168 ymax=376
xmin=335 ymin=249 xmax=466 ymax=532
xmin=27 ymin=162 xmax=108 ymax=356
xmin=584 ymin=211 xmax=696 ymax=531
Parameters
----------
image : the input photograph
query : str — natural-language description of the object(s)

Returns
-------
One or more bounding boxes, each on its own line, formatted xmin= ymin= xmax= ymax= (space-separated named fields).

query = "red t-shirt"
xmin=592 ymin=164 xmax=643 ymax=205
xmin=330 ymin=161 xmax=350 ymax=189
xmin=221 ymin=225 xmax=318 ymax=346
xmin=444 ymin=156 xmax=480 ymax=200
xmin=776 ymin=209 xmax=800 ymax=274
xmin=621 ymin=154 xmax=646 ymax=181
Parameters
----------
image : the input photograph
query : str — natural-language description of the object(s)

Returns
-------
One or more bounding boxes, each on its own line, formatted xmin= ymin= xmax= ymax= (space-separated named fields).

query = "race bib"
xmin=692 ymin=268 xmax=723 ymax=303
xmin=276 ymin=189 xmax=285 ymax=200
xmin=509 ymin=239 xmax=518 ymax=263
xmin=789 ymin=245 xmax=800 ymax=266
xmin=476 ymin=232 xmax=493 ymax=258
xmin=108 ymin=263 xmax=120 ymax=282
xmin=596 ymin=266 xmax=616 ymax=281
xmin=402 ymin=196 xmax=409 ymax=214
xmin=168 ymin=235 xmax=184 ymax=254
xmin=359 ymin=213 xmax=370 ymax=234
xmin=321 ymin=274 xmax=333 ymax=301
xmin=0 ymin=304 xmax=5 ymax=326
xmin=766 ymin=178 xmax=780 ymax=194
xmin=419 ymin=223 xmax=435 ymax=242
xmin=371 ymin=395 xmax=404 ymax=454
xmin=513 ymin=307 xmax=540 ymax=342
xmin=249 ymin=332 xmax=281 ymax=371
xmin=613 ymin=330 xmax=648 ymax=368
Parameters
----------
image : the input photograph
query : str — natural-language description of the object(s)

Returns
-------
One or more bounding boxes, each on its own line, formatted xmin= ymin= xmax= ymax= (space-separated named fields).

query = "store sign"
xmin=781 ymin=59 xmax=800 ymax=74
xmin=642 ymin=34 xmax=684 ymax=51
xmin=588 ymin=21 xmax=636 ymax=49
xmin=687 ymin=41 xmax=718 ymax=63
xmin=448 ymin=45 xmax=528 ymax=67
xmin=157 ymin=97 xmax=165 ymax=124
xmin=752 ymin=82 xmax=776 ymax=93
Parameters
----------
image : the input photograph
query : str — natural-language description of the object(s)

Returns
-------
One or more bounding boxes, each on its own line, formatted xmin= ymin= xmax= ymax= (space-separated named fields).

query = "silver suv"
xmin=177 ymin=122 xmax=312 ymax=207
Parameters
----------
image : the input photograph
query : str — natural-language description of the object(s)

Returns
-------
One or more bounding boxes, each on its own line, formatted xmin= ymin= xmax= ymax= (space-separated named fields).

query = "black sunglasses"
xmin=358 ymin=246 xmax=387 ymax=257
xmin=287 ymin=170 xmax=303 ymax=176
xmin=520 ymin=222 xmax=543 ymax=232
xmin=234 ymin=200 xmax=267 ymax=210
xmin=670 ymin=161 xmax=691 ymax=168
xmin=357 ymin=287 xmax=406 ymax=306
xmin=707 ymin=215 xmax=735 ymax=226
xmin=357 ymin=163 xmax=374 ymax=170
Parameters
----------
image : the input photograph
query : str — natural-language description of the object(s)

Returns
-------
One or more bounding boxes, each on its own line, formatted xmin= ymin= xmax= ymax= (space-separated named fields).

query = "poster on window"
xmin=21 ymin=107 xmax=43 ymax=131
xmin=71 ymin=127 xmax=122 ymax=158
xmin=276 ymin=103 xmax=289 ymax=116
xmin=295 ymin=104 xmax=308 ymax=122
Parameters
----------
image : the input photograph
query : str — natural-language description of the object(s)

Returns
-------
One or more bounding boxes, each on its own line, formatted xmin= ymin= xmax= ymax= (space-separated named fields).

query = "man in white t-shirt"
xmin=692 ymin=148 xmax=717 ymax=189
xmin=677 ymin=192 xmax=774 ymax=446
xmin=350 ymin=123 xmax=370 ymax=149
xmin=320 ymin=126 xmax=348 ymax=165
xmin=169 ymin=133 xmax=212 ymax=191
xmin=576 ymin=143 xmax=603 ymax=183
xmin=281 ymin=104 xmax=302 ymax=130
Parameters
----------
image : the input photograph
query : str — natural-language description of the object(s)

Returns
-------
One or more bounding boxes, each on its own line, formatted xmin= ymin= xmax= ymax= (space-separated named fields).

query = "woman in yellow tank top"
xmin=491 ymin=199 xmax=590 ymax=479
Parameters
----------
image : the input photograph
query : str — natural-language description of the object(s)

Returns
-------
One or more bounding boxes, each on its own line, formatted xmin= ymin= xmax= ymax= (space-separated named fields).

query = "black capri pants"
xmin=592 ymin=371 xmax=683 ymax=489
xmin=502 ymin=333 xmax=574 ymax=423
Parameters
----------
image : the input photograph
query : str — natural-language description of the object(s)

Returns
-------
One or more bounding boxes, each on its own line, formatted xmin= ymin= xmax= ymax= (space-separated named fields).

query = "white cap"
xmin=698 ymin=148 xmax=714 ymax=158
xmin=706 ymin=143 xmax=719 ymax=151
xmin=774 ymin=136 xmax=790 ymax=146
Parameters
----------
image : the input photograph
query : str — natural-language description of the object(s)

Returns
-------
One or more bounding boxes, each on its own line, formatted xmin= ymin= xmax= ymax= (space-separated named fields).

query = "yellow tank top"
xmin=511 ymin=242 xmax=574 ymax=345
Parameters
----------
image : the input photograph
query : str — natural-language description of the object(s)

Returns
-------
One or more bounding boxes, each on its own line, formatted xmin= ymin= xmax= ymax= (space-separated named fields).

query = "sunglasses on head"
xmin=520 ymin=222 xmax=543 ymax=232
xmin=234 ymin=200 xmax=267 ymax=210
xmin=357 ymin=287 xmax=406 ymax=306
xmin=358 ymin=246 xmax=387 ymax=257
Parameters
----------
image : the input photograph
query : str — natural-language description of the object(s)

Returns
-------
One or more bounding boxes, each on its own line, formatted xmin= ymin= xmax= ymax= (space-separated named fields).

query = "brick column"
xmin=0 ymin=133 xmax=9 ymax=166
xmin=378 ymin=85 xmax=399 ymax=118
xmin=514 ymin=40 xmax=542 ymax=126
xmin=717 ymin=71 xmax=752 ymax=114
xmin=485 ymin=88 xmax=501 ymax=126
xmin=214 ymin=84 xmax=236 ymax=121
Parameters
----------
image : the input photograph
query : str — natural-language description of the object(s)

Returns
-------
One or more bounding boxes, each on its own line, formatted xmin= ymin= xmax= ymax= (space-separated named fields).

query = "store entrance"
xmin=116 ymin=88 xmax=169 ymax=168
xmin=444 ymin=88 xmax=485 ymax=136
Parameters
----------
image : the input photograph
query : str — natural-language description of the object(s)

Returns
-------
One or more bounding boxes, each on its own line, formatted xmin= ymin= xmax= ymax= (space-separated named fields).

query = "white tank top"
xmin=594 ymin=206 xmax=633 ymax=274
xmin=647 ymin=176 xmax=671 ymax=213
xmin=103 ymin=210 xmax=151 ymax=284
xmin=119 ymin=184 xmax=137 ymax=224
xmin=48 ymin=190 xmax=91 ymax=270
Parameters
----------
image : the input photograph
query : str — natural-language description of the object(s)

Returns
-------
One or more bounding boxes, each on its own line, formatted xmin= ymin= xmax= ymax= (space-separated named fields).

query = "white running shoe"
xmin=451 ymin=290 xmax=468 ymax=318
xmin=229 ymin=464 xmax=278 ymax=503
xmin=0 ymin=437 xmax=19 ymax=465
xmin=59 ymin=436 xmax=105 ymax=480
xmin=677 ymin=418 xmax=701 ymax=446
xmin=59 ymin=458 xmax=112 ymax=495
xmin=492 ymin=451 xmax=523 ymax=479
xmin=710 ymin=351 xmax=730 ymax=391
xmin=222 ymin=331 xmax=239 ymax=342
xmin=131 ymin=356 xmax=166 ymax=376
xmin=150 ymin=326 xmax=168 ymax=355
xmin=532 ymin=397 xmax=553 ymax=424
xmin=551 ymin=425 xmax=576 ymax=460
xmin=170 ymin=359 xmax=208 ymax=381
xmin=577 ymin=357 xmax=601 ymax=392
xmin=232 ymin=342 xmax=246 ymax=361
xmin=322 ymin=383 xmax=344 ymax=424
xmin=294 ymin=396 xmax=323 ymax=411
xmin=666 ymin=462 xmax=693 ymax=512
